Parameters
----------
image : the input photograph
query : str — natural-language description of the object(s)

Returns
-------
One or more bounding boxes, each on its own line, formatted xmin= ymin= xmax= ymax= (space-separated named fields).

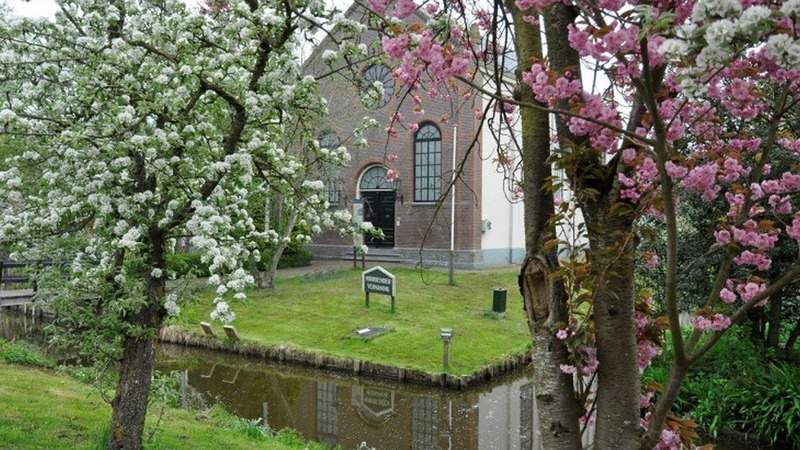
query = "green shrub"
xmin=734 ymin=363 xmax=800 ymax=449
xmin=166 ymin=252 xmax=210 ymax=278
xmin=655 ymin=326 xmax=800 ymax=446
xmin=276 ymin=248 xmax=313 ymax=269
xmin=650 ymin=327 xmax=767 ymax=437
xmin=0 ymin=339 xmax=51 ymax=367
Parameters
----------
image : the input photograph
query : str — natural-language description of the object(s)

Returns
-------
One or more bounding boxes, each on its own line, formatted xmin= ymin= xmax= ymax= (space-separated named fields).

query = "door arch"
xmin=358 ymin=165 xmax=395 ymax=247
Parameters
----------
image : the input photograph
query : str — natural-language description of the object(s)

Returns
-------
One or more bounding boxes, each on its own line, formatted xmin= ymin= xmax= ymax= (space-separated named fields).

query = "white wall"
xmin=479 ymin=92 xmax=526 ymax=266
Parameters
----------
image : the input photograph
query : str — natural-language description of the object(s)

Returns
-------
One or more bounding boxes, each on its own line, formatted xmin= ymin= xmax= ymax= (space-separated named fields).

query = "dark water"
xmin=156 ymin=344 xmax=539 ymax=450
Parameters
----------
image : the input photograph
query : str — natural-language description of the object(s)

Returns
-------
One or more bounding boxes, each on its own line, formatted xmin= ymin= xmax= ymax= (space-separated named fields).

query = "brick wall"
xmin=305 ymin=4 xmax=491 ymax=266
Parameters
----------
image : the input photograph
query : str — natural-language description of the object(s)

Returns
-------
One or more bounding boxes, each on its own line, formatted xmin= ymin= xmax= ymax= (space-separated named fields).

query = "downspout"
xmin=449 ymin=125 xmax=457 ymax=285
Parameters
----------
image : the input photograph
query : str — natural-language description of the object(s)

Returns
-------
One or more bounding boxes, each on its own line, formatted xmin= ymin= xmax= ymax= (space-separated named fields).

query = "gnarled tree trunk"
xmin=581 ymin=200 xmax=641 ymax=449
xmin=510 ymin=3 xmax=582 ymax=447
xmin=108 ymin=237 xmax=167 ymax=449
xmin=108 ymin=327 xmax=159 ymax=449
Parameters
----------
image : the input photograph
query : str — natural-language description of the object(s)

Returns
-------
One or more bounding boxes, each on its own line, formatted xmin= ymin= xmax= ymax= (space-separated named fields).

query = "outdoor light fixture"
xmin=393 ymin=178 xmax=404 ymax=204
xmin=440 ymin=328 xmax=453 ymax=342
xmin=440 ymin=328 xmax=454 ymax=367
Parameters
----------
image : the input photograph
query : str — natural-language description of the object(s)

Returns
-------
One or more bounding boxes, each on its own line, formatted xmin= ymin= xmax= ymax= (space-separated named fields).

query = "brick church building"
xmin=305 ymin=3 xmax=525 ymax=269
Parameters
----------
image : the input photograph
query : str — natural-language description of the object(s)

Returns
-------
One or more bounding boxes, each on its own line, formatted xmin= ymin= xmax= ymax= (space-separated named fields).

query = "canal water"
xmin=157 ymin=344 xmax=540 ymax=450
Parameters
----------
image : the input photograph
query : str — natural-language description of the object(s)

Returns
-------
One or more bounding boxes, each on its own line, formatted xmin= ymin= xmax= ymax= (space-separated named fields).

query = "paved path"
xmin=274 ymin=258 xmax=410 ymax=278
xmin=274 ymin=258 xmax=520 ymax=278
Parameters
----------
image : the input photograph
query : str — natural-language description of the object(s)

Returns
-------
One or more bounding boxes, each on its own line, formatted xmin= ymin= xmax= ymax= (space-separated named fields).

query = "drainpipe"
xmin=509 ymin=197 xmax=514 ymax=264
xmin=449 ymin=125 xmax=457 ymax=286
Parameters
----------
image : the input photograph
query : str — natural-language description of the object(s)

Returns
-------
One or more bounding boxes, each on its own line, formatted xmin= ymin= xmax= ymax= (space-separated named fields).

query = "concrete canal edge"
xmin=158 ymin=325 xmax=531 ymax=390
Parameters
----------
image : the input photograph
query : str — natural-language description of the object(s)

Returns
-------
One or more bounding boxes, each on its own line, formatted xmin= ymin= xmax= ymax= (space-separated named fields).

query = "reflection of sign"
xmin=352 ymin=386 xmax=395 ymax=426
xmin=362 ymin=266 xmax=395 ymax=296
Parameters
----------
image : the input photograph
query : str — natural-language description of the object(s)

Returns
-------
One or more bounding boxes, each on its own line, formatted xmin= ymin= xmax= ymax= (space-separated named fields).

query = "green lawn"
xmin=0 ymin=361 xmax=334 ymax=450
xmin=176 ymin=266 xmax=531 ymax=375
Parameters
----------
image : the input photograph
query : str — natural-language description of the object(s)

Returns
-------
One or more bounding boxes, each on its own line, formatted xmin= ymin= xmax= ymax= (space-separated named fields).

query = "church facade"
xmin=304 ymin=4 xmax=525 ymax=269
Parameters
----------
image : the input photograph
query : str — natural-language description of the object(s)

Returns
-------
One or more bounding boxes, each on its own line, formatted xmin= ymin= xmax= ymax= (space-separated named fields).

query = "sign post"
xmin=362 ymin=266 xmax=397 ymax=313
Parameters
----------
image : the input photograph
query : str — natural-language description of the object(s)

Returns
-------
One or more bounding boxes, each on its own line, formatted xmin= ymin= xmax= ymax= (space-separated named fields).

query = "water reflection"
xmin=0 ymin=309 xmax=45 ymax=342
xmin=157 ymin=344 xmax=538 ymax=450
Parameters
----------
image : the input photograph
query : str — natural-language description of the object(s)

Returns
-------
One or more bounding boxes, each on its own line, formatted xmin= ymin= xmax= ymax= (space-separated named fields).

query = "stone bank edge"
xmin=159 ymin=325 xmax=531 ymax=390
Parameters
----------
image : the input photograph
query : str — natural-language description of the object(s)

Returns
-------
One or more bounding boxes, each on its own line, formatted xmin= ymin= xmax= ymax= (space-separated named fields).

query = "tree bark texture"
xmin=786 ymin=320 xmax=800 ymax=354
xmin=582 ymin=200 xmax=641 ymax=449
xmin=542 ymin=4 xmax=643 ymax=447
xmin=510 ymin=4 xmax=582 ymax=448
xmin=109 ymin=329 xmax=158 ymax=449
xmin=766 ymin=288 xmax=783 ymax=348
xmin=108 ymin=237 xmax=166 ymax=449
xmin=520 ymin=258 xmax=583 ymax=449
xmin=262 ymin=211 xmax=297 ymax=290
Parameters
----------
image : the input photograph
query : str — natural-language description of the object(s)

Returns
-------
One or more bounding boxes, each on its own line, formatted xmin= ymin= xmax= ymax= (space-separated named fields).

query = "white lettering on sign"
xmin=366 ymin=283 xmax=391 ymax=293
xmin=365 ymin=275 xmax=390 ymax=283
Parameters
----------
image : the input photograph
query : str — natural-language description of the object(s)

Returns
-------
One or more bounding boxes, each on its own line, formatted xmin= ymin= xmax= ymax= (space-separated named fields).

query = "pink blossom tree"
xmin=360 ymin=0 xmax=800 ymax=447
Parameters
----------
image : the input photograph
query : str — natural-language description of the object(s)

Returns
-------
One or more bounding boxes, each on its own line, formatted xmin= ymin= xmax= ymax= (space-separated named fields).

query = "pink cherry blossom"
xmin=692 ymin=313 xmax=731 ymax=331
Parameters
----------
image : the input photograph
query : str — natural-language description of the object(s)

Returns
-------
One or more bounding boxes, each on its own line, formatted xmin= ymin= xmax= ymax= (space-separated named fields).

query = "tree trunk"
xmin=541 ymin=3 xmax=643 ymax=446
xmin=520 ymin=258 xmax=583 ymax=449
xmin=785 ymin=320 xmax=800 ymax=355
xmin=766 ymin=288 xmax=783 ymax=348
xmin=259 ymin=211 xmax=298 ymax=290
xmin=510 ymin=4 xmax=582 ymax=447
xmin=747 ymin=307 xmax=765 ymax=342
xmin=582 ymin=201 xmax=641 ymax=449
xmin=108 ymin=236 xmax=166 ymax=449
xmin=261 ymin=241 xmax=289 ymax=290
xmin=108 ymin=329 xmax=158 ymax=449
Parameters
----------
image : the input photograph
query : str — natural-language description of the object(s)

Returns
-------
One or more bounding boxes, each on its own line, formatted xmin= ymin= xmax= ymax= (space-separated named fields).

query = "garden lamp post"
xmin=440 ymin=328 xmax=454 ymax=367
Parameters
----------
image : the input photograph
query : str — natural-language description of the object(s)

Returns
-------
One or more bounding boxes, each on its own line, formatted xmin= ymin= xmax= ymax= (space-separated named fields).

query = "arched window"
xmin=413 ymin=123 xmax=441 ymax=202
xmin=359 ymin=165 xmax=393 ymax=191
xmin=318 ymin=131 xmax=341 ymax=205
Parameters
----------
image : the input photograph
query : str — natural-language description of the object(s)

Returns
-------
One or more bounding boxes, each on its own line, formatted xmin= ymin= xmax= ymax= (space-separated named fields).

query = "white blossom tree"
xmin=0 ymin=0 xmax=361 ymax=447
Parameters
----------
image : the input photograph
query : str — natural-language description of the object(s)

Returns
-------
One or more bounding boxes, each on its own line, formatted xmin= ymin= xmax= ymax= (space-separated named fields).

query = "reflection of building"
xmin=412 ymin=396 xmax=440 ymax=449
xmin=304 ymin=2 xmax=525 ymax=269
xmin=172 ymin=356 xmax=535 ymax=450
xmin=477 ymin=379 xmax=540 ymax=450
xmin=317 ymin=382 xmax=338 ymax=446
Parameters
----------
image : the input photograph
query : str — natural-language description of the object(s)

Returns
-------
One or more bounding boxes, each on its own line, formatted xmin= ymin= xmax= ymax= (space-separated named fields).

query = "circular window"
xmin=360 ymin=64 xmax=395 ymax=109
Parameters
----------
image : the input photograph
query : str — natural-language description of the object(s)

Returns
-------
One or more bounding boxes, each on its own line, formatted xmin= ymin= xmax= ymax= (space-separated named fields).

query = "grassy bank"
xmin=175 ymin=266 xmax=530 ymax=375
xmin=0 ymin=342 xmax=334 ymax=450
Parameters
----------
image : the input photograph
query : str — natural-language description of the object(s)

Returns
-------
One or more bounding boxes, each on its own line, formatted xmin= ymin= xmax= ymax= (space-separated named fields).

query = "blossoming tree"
xmin=0 ymin=0 xmax=361 ymax=447
xmin=363 ymin=0 xmax=800 ymax=447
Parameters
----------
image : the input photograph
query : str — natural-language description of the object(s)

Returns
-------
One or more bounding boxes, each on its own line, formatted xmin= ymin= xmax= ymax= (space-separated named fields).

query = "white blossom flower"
xmin=0 ymin=109 xmax=16 ymax=121
xmin=781 ymin=0 xmax=800 ymax=17
xmin=210 ymin=300 xmax=235 ymax=324
xmin=164 ymin=294 xmax=180 ymax=316
xmin=692 ymin=0 xmax=741 ymax=22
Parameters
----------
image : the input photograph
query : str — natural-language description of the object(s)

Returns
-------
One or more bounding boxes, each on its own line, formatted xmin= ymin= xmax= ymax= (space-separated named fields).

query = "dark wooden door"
xmin=361 ymin=191 xmax=395 ymax=247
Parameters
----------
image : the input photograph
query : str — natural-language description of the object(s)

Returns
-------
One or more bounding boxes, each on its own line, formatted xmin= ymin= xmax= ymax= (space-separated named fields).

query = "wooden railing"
xmin=0 ymin=259 xmax=55 ymax=292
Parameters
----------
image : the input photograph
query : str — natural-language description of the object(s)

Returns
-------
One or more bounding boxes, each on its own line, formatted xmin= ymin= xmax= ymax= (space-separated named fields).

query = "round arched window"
xmin=359 ymin=165 xmax=393 ymax=190
xmin=360 ymin=64 xmax=395 ymax=109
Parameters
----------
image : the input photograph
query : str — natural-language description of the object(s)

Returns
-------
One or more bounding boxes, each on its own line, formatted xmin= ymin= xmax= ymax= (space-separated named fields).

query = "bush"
xmin=655 ymin=326 xmax=800 ymax=446
xmin=0 ymin=340 xmax=50 ymax=367
xmin=734 ymin=363 xmax=800 ymax=449
xmin=166 ymin=252 xmax=210 ymax=278
xmin=276 ymin=248 xmax=313 ymax=269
